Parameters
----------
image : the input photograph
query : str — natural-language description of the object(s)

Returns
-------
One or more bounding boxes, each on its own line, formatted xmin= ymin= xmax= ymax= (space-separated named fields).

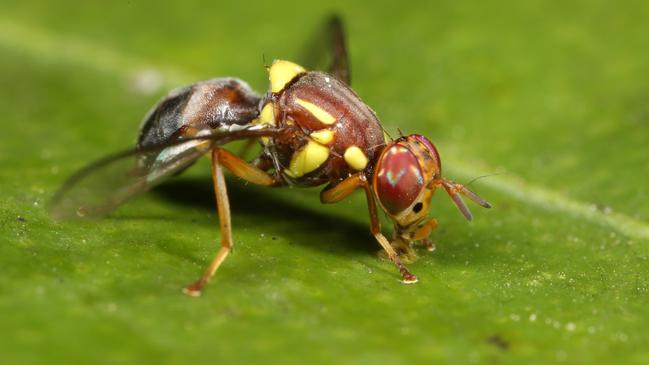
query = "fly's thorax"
xmin=268 ymin=60 xmax=306 ymax=94
xmin=264 ymin=59 xmax=385 ymax=185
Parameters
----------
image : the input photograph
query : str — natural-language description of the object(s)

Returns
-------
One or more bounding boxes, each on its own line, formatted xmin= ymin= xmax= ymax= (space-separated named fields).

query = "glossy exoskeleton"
xmin=49 ymin=17 xmax=491 ymax=296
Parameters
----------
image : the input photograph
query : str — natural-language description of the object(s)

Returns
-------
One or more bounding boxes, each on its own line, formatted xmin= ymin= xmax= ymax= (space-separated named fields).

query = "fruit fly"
xmin=49 ymin=17 xmax=491 ymax=296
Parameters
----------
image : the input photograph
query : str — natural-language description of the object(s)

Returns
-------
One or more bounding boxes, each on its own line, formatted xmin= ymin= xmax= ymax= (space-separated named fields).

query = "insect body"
xmin=261 ymin=62 xmax=385 ymax=184
xmin=49 ymin=18 xmax=490 ymax=296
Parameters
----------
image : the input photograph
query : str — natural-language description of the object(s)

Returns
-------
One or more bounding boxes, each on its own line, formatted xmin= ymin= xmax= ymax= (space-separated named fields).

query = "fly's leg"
xmin=319 ymin=173 xmax=364 ymax=203
xmin=215 ymin=148 xmax=280 ymax=186
xmin=421 ymin=239 xmax=436 ymax=252
xmin=183 ymin=148 xmax=280 ymax=296
xmin=411 ymin=218 xmax=438 ymax=252
xmin=389 ymin=217 xmax=439 ymax=261
xmin=362 ymin=179 xmax=418 ymax=284
xmin=183 ymin=148 xmax=233 ymax=296
xmin=410 ymin=218 xmax=438 ymax=241
xmin=320 ymin=173 xmax=418 ymax=284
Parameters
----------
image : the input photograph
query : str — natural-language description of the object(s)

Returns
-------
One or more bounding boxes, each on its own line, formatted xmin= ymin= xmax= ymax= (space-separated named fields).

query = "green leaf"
xmin=2 ymin=2 xmax=649 ymax=364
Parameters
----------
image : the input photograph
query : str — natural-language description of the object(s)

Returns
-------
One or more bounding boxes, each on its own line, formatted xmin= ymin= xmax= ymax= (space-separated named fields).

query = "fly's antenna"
xmin=397 ymin=128 xmax=405 ymax=138
xmin=465 ymin=171 xmax=507 ymax=187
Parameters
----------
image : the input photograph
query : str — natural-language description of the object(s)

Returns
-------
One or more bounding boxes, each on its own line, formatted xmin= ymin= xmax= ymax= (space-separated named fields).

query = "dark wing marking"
xmin=299 ymin=14 xmax=351 ymax=84
xmin=48 ymin=127 xmax=285 ymax=221
xmin=327 ymin=16 xmax=351 ymax=84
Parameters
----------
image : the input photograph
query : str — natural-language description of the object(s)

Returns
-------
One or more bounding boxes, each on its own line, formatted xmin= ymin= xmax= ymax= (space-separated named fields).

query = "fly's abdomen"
xmin=137 ymin=78 xmax=261 ymax=148
xmin=136 ymin=78 xmax=262 ymax=170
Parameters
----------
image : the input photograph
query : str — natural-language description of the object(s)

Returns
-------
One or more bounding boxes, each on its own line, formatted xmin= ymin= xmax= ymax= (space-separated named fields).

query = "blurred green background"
xmin=2 ymin=1 xmax=649 ymax=364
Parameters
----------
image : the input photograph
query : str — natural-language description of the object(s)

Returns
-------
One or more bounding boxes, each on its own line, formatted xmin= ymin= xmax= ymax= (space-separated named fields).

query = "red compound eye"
xmin=374 ymin=144 xmax=424 ymax=215
xmin=412 ymin=134 xmax=441 ymax=174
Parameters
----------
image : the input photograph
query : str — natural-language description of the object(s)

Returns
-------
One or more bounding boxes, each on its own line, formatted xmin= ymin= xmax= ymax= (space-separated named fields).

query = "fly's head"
xmin=372 ymin=135 xmax=441 ymax=241
xmin=372 ymin=134 xmax=490 ymax=247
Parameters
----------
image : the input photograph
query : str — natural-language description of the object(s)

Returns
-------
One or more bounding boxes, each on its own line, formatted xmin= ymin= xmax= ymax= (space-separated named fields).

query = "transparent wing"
xmin=48 ymin=127 xmax=284 ymax=220
xmin=299 ymin=14 xmax=351 ymax=84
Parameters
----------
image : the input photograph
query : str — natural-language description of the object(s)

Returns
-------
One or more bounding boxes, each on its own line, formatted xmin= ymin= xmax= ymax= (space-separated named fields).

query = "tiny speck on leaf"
xmin=486 ymin=334 xmax=510 ymax=351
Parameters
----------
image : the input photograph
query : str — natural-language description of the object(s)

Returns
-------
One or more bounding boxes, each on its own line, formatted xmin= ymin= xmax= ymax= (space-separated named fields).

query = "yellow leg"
xmin=321 ymin=173 xmax=418 ymax=284
xmin=182 ymin=148 xmax=280 ymax=296
xmin=182 ymin=148 xmax=234 ymax=297
xmin=216 ymin=148 xmax=278 ymax=186
xmin=411 ymin=218 xmax=438 ymax=241
xmin=320 ymin=173 xmax=364 ymax=203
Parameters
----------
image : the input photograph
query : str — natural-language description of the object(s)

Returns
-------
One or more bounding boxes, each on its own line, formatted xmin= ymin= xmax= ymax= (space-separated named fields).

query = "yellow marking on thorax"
xmin=309 ymin=129 xmax=335 ymax=144
xmin=252 ymin=103 xmax=276 ymax=145
xmin=269 ymin=60 xmax=305 ymax=93
xmin=286 ymin=140 xmax=330 ymax=178
xmin=344 ymin=146 xmax=369 ymax=170
xmin=257 ymin=103 xmax=275 ymax=126
xmin=295 ymin=98 xmax=336 ymax=125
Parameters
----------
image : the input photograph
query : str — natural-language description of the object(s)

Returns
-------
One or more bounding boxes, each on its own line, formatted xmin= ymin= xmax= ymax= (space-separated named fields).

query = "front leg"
xmin=390 ymin=218 xmax=439 ymax=262
xmin=410 ymin=217 xmax=439 ymax=253
xmin=413 ymin=218 xmax=437 ymax=252
xmin=320 ymin=173 xmax=418 ymax=284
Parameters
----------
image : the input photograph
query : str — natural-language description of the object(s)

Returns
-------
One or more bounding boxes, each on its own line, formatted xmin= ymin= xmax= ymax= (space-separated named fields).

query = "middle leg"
xmin=182 ymin=147 xmax=282 ymax=296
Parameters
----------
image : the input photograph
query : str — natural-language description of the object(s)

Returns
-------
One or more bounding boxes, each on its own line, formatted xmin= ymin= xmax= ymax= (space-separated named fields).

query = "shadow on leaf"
xmin=151 ymin=177 xmax=378 ymax=257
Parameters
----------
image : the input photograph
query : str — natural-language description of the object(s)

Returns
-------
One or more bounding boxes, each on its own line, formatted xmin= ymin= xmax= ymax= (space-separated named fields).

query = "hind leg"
xmin=183 ymin=148 xmax=281 ymax=296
